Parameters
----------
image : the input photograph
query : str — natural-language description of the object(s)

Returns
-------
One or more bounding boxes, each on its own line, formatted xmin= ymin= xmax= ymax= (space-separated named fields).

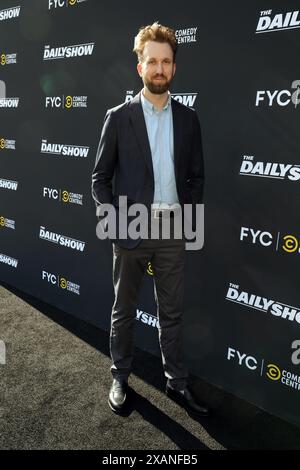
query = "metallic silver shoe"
xmin=108 ymin=378 xmax=128 ymax=413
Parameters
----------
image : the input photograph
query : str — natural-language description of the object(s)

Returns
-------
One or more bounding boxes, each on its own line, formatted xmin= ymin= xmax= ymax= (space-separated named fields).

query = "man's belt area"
xmin=151 ymin=206 xmax=181 ymax=219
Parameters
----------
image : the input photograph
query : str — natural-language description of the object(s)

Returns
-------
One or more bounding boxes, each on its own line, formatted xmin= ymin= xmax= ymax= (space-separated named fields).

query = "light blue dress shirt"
xmin=140 ymin=90 xmax=179 ymax=207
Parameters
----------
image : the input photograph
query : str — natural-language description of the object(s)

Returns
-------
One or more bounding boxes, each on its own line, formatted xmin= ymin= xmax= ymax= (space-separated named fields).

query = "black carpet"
xmin=1 ymin=282 xmax=299 ymax=450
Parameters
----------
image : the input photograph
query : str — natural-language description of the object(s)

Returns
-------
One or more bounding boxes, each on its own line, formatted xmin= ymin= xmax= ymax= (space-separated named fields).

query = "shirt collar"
xmin=141 ymin=90 xmax=171 ymax=115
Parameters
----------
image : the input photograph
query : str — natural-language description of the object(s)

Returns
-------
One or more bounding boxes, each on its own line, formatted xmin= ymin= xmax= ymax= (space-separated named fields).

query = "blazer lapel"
xmin=129 ymin=92 xmax=154 ymax=181
xmin=171 ymin=97 xmax=183 ymax=176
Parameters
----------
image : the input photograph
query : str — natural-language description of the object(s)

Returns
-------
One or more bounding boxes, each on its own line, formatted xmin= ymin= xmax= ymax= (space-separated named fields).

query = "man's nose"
xmin=156 ymin=62 xmax=163 ymax=73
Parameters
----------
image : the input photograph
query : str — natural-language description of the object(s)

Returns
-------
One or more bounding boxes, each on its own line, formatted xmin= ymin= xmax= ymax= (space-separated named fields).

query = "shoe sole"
xmin=108 ymin=398 xmax=127 ymax=414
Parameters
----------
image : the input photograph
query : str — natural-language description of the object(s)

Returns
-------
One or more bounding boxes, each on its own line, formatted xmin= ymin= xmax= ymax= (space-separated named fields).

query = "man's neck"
xmin=142 ymin=87 xmax=169 ymax=110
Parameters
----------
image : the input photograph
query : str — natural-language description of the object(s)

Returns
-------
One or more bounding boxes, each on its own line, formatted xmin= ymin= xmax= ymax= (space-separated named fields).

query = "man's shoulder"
xmin=106 ymin=100 xmax=131 ymax=116
xmin=171 ymin=96 xmax=196 ymax=115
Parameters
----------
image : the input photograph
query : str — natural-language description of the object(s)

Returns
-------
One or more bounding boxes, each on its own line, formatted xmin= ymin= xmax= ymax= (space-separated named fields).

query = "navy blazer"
xmin=91 ymin=91 xmax=204 ymax=249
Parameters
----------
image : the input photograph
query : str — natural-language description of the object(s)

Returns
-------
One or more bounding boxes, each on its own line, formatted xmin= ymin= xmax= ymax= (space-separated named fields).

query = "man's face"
xmin=137 ymin=40 xmax=176 ymax=94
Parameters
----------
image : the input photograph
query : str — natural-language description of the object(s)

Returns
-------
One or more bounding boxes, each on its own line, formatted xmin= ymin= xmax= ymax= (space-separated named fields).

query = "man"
xmin=91 ymin=22 xmax=208 ymax=416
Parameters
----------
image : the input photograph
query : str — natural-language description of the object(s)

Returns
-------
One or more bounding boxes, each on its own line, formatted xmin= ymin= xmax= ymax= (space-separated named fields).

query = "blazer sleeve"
xmin=189 ymin=111 xmax=205 ymax=204
xmin=91 ymin=109 xmax=118 ymax=210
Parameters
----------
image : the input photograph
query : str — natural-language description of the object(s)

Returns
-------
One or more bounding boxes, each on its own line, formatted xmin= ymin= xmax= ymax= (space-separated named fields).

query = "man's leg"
xmin=151 ymin=228 xmax=188 ymax=390
xmin=110 ymin=241 xmax=151 ymax=380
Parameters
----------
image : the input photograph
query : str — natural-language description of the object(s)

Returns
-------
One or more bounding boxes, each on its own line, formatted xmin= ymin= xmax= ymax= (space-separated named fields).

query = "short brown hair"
xmin=133 ymin=21 xmax=178 ymax=63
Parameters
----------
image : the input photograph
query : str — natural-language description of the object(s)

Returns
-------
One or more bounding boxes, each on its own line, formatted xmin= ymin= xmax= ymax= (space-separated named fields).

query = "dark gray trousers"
xmin=109 ymin=216 xmax=188 ymax=390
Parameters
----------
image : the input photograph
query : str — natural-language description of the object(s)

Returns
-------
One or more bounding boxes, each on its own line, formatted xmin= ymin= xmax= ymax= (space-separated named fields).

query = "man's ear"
xmin=172 ymin=62 xmax=176 ymax=77
xmin=137 ymin=62 xmax=142 ymax=77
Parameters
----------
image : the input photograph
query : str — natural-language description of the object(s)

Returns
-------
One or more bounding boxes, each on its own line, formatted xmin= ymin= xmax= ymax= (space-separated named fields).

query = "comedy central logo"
xmin=239 ymin=155 xmax=300 ymax=181
xmin=255 ymin=80 xmax=300 ymax=108
xmin=48 ymin=0 xmax=88 ymax=9
xmin=240 ymin=226 xmax=300 ymax=255
xmin=45 ymin=95 xmax=87 ymax=109
xmin=175 ymin=27 xmax=198 ymax=44
xmin=43 ymin=187 xmax=83 ymax=205
xmin=266 ymin=364 xmax=281 ymax=381
xmin=43 ymin=42 xmax=94 ymax=60
xmin=283 ymin=235 xmax=299 ymax=253
xmin=0 ymin=216 xmax=15 ymax=230
xmin=227 ymin=347 xmax=300 ymax=392
xmin=265 ymin=364 xmax=300 ymax=391
xmin=0 ymin=137 xmax=15 ymax=150
xmin=147 ymin=261 xmax=153 ymax=276
xmin=60 ymin=277 xmax=67 ymax=288
xmin=42 ymin=270 xmax=80 ymax=295
xmin=0 ymin=52 xmax=17 ymax=65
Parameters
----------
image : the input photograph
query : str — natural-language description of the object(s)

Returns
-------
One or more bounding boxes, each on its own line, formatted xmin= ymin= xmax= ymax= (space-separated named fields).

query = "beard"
xmin=144 ymin=74 xmax=173 ymax=94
